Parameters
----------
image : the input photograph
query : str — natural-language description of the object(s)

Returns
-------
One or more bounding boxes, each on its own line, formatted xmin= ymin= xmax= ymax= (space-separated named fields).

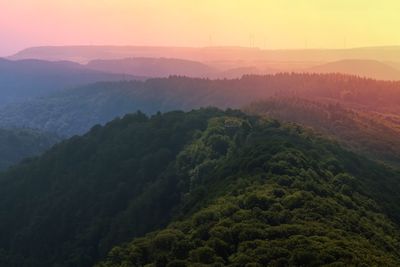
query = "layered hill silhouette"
xmin=0 ymin=109 xmax=399 ymax=266
xmin=10 ymin=45 xmax=400 ymax=64
xmin=8 ymin=46 xmax=400 ymax=83
xmin=9 ymin=46 xmax=264 ymax=65
xmin=0 ymin=58 xmax=138 ymax=106
xmin=85 ymin=57 xmax=275 ymax=79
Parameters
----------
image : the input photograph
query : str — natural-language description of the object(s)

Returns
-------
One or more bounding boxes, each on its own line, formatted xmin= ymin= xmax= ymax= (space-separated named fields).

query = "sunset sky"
xmin=1 ymin=0 xmax=400 ymax=56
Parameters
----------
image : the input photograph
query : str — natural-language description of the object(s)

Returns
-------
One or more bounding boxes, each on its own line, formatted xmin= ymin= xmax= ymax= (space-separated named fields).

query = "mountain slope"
xmin=0 ymin=109 xmax=399 ymax=266
xmin=0 ymin=128 xmax=60 ymax=170
xmin=0 ymin=109 xmax=227 ymax=266
xmin=245 ymin=97 xmax=400 ymax=166
xmin=0 ymin=58 xmax=137 ymax=106
xmin=307 ymin=59 xmax=400 ymax=80
xmin=2 ymin=73 xmax=400 ymax=137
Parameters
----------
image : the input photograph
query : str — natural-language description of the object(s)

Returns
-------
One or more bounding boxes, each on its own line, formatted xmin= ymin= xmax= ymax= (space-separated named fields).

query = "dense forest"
xmin=245 ymin=97 xmax=400 ymax=166
xmin=0 ymin=128 xmax=59 ymax=170
xmin=1 ymin=73 xmax=400 ymax=136
xmin=0 ymin=109 xmax=399 ymax=266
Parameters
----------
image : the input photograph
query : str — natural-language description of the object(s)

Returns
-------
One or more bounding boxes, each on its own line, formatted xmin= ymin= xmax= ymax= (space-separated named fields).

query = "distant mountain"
xmin=1 ymin=109 xmax=400 ymax=266
xmin=0 ymin=58 xmax=138 ymax=106
xmin=2 ymin=73 xmax=400 ymax=137
xmin=10 ymin=45 xmax=400 ymax=65
xmin=307 ymin=59 xmax=400 ymax=80
xmin=8 ymin=46 xmax=270 ymax=63
xmin=86 ymin=58 xmax=278 ymax=79
xmin=0 ymin=128 xmax=59 ymax=170
xmin=86 ymin=57 xmax=217 ymax=78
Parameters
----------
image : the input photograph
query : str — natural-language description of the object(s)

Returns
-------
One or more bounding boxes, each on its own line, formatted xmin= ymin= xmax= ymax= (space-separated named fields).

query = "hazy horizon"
xmin=2 ymin=0 xmax=400 ymax=57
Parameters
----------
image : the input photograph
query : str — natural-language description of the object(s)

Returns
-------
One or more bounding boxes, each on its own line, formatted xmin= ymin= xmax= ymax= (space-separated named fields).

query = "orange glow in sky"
xmin=1 ymin=0 xmax=400 ymax=56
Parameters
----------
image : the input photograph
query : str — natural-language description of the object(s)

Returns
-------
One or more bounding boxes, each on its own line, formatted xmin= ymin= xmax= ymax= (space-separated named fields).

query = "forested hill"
xmin=245 ymin=97 xmax=400 ymax=166
xmin=0 ymin=109 xmax=399 ymax=266
xmin=2 ymin=73 xmax=400 ymax=137
xmin=0 ymin=128 xmax=59 ymax=170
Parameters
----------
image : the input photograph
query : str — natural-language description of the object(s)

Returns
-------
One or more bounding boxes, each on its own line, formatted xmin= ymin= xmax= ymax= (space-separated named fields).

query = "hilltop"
xmin=0 ymin=109 xmax=399 ymax=266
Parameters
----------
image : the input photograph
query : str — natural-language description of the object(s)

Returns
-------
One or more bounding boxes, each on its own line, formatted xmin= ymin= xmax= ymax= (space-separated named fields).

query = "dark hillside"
xmin=0 ymin=109 xmax=399 ymax=266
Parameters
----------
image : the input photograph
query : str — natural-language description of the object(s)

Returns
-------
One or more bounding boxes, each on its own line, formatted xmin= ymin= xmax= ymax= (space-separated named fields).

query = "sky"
xmin=1 ymin=0 xmax=400 ymax=56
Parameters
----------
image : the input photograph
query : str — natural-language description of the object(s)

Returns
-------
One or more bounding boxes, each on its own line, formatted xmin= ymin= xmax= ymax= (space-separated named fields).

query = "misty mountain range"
xmin=4 ymin=45 xmax=400 ymax=86
xmin=2 ymin=45 xmax=400 ymax=266
xmin=10 ymin=45 xmax=400 ymax=63
xmin=2 ymin=49 xmax=400 ymax=171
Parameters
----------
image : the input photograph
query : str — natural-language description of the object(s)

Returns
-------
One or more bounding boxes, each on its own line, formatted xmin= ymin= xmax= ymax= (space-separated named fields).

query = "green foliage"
xmin=246 ymin=97 xmax=400 ymax=166
xmin=1 ymin=109 xmax=400 ymax=266
xmin=98 ymin=110 xmax=400 ymax=267
xmin=0 ymin=108 xmax=233 ymax=266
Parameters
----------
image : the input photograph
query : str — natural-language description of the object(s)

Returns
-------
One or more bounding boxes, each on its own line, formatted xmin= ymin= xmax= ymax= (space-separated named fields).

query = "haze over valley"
xmin=2 ymin=1 xmax=400 ymax=266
